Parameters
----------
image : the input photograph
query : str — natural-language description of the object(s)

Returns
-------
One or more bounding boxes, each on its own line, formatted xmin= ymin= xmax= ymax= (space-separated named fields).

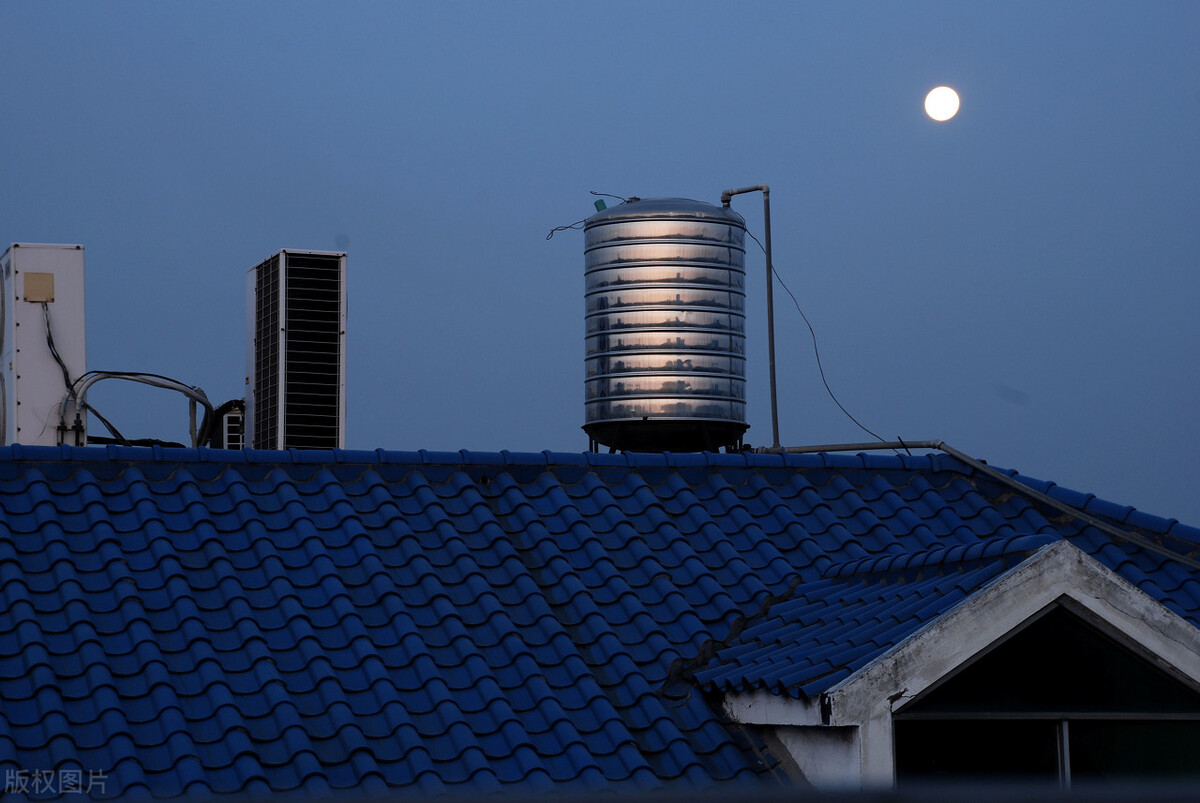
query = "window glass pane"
xmin=1070 ymin=720 xmax=1200 ymax=780
xmin=895 ymin=720 xmax=1059 ymax=783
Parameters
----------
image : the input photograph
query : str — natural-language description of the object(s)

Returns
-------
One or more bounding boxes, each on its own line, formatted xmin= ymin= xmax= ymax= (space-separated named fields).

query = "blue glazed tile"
xmin=0 ymin=446 xmax=1194 ymax=797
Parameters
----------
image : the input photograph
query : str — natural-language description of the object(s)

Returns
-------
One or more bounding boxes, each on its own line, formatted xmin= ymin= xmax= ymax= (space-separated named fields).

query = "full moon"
xmin=924 ymin=86 xmax=960 ymax=121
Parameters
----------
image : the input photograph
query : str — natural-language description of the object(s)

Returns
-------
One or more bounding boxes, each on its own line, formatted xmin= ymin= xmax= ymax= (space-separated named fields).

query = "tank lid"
xmin=585 ymin=197 xmax=745 ymax=227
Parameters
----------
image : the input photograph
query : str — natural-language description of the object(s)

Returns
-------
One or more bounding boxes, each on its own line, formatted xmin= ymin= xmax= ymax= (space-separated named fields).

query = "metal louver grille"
xmin=283 ymin=254 xmax=342 ymax=448
xmin=248 ymin=250 xmax=345 ymax=450
xmin=253 ymin=255 xmax=281 ymax=450
xmin=223 ymin=413 xmax=244 ymax=450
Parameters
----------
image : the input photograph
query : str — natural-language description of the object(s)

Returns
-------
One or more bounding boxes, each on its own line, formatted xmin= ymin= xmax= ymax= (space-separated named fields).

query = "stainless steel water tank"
xmin=583 ymin=197 xmax=749 ymax=452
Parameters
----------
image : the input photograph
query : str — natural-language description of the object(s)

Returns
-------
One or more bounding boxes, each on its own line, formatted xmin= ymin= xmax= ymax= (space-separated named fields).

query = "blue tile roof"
xmin=0 ymin=444 xmax=1196 ymax=799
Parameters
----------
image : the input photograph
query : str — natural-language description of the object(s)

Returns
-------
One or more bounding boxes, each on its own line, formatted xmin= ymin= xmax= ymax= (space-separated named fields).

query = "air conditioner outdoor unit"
xmin=245 ymin=249 xmax=346 ymax=450
xmin=0 ymin=243 xmax=87 ymax=446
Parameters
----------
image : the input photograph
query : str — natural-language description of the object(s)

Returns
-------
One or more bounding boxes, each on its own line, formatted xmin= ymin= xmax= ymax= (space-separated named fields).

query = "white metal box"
xmin=0 ymin=243 xmax=87 ymax=445
xmin=246 ymin=249 xmax=346 ymax=450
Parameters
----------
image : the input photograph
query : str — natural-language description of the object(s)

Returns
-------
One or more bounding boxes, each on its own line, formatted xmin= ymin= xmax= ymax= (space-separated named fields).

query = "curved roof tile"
xmin=0 ymin=445 xmax=1194 ymax=797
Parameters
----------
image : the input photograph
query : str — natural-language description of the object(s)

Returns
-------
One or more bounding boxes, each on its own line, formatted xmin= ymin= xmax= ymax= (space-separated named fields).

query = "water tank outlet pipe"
xmin=722 ymin=184 xmax=780 ymax=448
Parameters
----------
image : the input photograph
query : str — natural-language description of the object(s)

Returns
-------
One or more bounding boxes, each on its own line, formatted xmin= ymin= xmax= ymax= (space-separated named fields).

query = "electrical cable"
xmin=545 ymin=218 xmax=588 ymax=239
xmin=62 ymin=371 xmax=216 ymax=448
xmin=744 ymin=229 xmax=888 ymax=445
xmin=42 ymin=302 xmax=75 ymax=401
xmin=43 ymin=301 xmax=87 ymax=444
xmin=588 ymin=190 xmax=632 ymax=203
xmin=550 ymin=190 xmax=887 ymax=447
xmin=82 ymin=403 xmax=127 ymax=443
xmin=546 ymin=191 xmax=636 ymax=239
xmin=84 ymin=435 xmax=187 ymax=448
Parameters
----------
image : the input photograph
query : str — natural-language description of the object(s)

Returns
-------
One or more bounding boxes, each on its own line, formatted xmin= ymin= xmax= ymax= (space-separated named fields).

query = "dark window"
xmin=1071 ymin=720 xmax=1200 ymax=781
xmin=896 ymin=719 xmax=1059 ymax=782
xmin=895 ymin=606 xmax=1200 ymax=785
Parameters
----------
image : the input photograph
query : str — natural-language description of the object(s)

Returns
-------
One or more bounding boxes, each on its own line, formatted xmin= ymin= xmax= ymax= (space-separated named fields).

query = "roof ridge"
xmin=820 ymin=532 xmax=1059 ymax=579
xmin=0 ymin=444 xmax=963 ymax=473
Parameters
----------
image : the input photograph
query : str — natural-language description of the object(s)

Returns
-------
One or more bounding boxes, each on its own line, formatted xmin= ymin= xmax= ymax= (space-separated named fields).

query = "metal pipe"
xmin=762 ymin=188 xmax=779 ymax=448
xmin=64 ymin=372 xmax=215 ymax=448
xmin=721 ymin=184 xmax=780 ymax=448
xmin=755 ymin=439 xmax=1200 ymax=571
xmin=721 ymin=184 xmax=768 ymax=206
xmin=189 ymin=399 xmax=197 ymax=447
xmin=755 ymin=439 xmax=941 ymax=455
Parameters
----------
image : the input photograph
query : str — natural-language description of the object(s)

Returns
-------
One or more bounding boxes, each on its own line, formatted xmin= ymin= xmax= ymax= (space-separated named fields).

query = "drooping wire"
xmin=41 ymin=301 xmax=82 ymax=442
xmin=589 ymin=190 xmax=632 ymax=203
xmin=83 ymin=402 xmax=127 ymax=443
xmin=64 ymin=370 xmax=216 ymax=448
xmin=42 ymin=302 xmax=75 ymax=400
xmin=546 ymin=190 xmax=636 ymax=239
xmin=545 ymin=218 xmax=588 ymax=240
xmin=744 ymin=229 xmax=888 ymax=445
xmin=42 ymin=300 xmax=219 ymax=448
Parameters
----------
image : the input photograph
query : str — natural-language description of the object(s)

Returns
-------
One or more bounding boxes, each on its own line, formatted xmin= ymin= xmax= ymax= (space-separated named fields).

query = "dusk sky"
xmin=3 ymin=2 xmax=1198 ymax=523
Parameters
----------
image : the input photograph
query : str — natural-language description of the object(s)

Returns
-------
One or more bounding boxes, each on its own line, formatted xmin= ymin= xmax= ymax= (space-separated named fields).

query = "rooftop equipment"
xmin=583 ymin=198 xmax=749 ymax=452
xmin=245 ymin=249 xmax=346 ymax=450
xmin=0 ymin=243 xmax=87 ymax=446
xmin=212 ymin=399 xmax=245 ymax=450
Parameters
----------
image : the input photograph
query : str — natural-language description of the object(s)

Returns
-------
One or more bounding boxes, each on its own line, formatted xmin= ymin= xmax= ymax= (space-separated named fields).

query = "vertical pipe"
xmin=762 ymin=189 xmax=780 ymax=448
xmin=189 ymin=398 xmax=197 ymax=448
xmin=722 ymin=184 xmax=781 ymax=449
